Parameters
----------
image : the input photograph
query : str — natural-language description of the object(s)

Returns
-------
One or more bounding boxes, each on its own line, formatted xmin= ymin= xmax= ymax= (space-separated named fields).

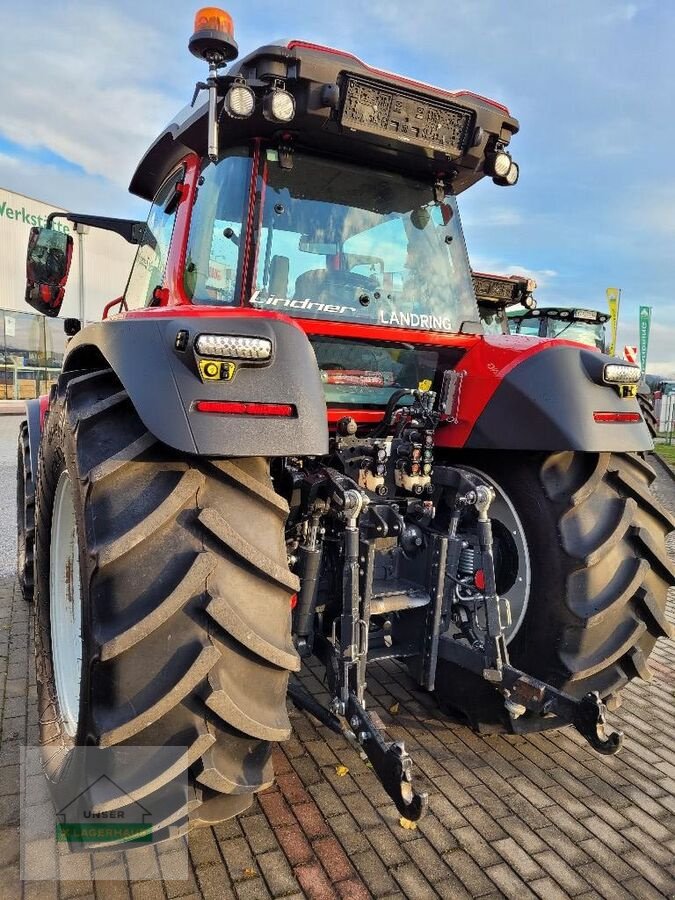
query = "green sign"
xmin=56 ymin=822 xmax=152 ymax=843
xmin=639 ymin=306 xmax=652 ymax=372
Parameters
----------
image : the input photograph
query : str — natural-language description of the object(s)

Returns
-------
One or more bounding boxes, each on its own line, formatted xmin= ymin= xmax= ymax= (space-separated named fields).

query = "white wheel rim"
xmin=50 ymin=470 xmax=83 ymax=738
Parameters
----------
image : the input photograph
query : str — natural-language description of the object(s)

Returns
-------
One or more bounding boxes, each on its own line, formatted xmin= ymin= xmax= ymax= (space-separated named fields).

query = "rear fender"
xmin=62 ymin=314 xmax=329 ymax=457
xmin=435 ymin=337 xmax=652 ymax=452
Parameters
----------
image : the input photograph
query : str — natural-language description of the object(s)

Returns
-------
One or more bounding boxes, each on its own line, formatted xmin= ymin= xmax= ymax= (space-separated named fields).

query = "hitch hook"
xmin=346 ymin=694 xmax=428 ymax=821
xmin=381 ymin=741 xmax=429 ymax=822
xmin=574 ymin=691 xmax=624 ymax=755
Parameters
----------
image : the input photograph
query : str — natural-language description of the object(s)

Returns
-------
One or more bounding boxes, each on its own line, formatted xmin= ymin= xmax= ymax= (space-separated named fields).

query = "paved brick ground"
xmin=1 ymin=457 xmax=674 ymax=899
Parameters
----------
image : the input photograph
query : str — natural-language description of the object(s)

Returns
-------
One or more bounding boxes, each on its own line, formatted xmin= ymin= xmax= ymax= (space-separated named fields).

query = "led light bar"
xmin=195 ymin=334 xmax=272 ymax=359
xmin=603 ymin=363 xmax=641 ymax=384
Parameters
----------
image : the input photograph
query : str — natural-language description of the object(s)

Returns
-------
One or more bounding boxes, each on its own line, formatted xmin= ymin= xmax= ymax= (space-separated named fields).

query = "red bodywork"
xmin=102 ymin=148 xmax=571 ymax=447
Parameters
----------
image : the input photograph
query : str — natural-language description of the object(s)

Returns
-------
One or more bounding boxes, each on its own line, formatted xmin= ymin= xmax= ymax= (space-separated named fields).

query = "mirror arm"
xmin=46 ymin=212 xmax=146 ymax=245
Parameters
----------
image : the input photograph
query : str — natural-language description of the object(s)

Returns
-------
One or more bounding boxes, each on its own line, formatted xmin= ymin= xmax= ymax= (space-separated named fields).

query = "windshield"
xmin=508 ymin=314 xmax=541 ymax=337
xmin=250 ymin=150 xmax=478 ymax=333
xmin=546 ymin=318 xmax=606 ymax=350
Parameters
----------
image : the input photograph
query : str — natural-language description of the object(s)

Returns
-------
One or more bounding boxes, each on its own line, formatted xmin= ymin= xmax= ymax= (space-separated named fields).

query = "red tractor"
xmin=16 ymin=9 xmax=674 ymax=844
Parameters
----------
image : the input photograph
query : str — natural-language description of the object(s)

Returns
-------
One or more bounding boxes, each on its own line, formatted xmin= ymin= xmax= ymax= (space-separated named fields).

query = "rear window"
xmin=310 ymin=335 xmax=464 ymax=407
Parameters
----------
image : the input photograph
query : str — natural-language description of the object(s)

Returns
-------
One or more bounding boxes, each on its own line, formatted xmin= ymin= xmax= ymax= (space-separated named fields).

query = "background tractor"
xmin=16 ymin=8 xmax=674 ymax=844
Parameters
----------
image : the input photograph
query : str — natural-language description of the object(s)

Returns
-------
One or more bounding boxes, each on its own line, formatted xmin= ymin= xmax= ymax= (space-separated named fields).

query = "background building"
xmin=0 ymin=187 xmax=137 ymax=399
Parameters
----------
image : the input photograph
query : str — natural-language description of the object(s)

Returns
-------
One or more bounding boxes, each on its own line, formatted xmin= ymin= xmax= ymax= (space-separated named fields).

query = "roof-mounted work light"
xmin=484 ymin=150 xmax=512 ymax=178
xmin=484 ymin=149 xmax=519 ymax=187
xmin=189 ymin=8 xmax=239 ymax=161
xmin=225 ymin=78 xmax=255 ymax=118
xmin=263 ymin=82 xmax=296 ymax=123
xmin=494 ymin=160 xmax=519 ymax=187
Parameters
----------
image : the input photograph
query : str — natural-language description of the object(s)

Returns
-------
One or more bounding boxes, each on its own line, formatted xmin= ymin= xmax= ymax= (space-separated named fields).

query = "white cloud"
xmin=0 ymin=4 xmax=180 ymax=189
xmin=0 ymin=155 xmax=148 ymax=219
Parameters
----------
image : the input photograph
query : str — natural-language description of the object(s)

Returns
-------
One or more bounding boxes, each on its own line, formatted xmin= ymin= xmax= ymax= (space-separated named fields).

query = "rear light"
xmin=195 ymin=334 xmax=272 ymax=359
xmin=195 ymin=401 xmax=295 ymax=416
xmin=603 ymin=363 xmax=640 ymax=384
xmin=593 ymin=411 xmax=642 ymax=423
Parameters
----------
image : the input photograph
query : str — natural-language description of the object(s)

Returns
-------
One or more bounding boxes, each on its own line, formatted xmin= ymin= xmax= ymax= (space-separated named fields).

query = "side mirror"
xmin=25 ymin=227 xmax=74 ymax=318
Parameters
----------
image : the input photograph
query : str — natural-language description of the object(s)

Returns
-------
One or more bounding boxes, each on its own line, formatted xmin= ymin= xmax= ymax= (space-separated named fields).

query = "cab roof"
xmin=130 ymin=39 xmax=519 ymax=201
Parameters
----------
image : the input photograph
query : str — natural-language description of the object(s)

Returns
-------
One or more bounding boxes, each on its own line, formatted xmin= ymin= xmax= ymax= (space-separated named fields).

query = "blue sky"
xmin=1 ymin=1 xmax=673 ymax=374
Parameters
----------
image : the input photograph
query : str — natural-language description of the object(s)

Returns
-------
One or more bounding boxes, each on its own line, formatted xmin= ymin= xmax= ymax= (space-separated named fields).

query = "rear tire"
xmin=638 ymin=392 xmax=659 ymax=439
xmin=17 ymin=420 xmax=35 ymax=602
xmin=34 ymin=369 xmax=299 ymax=843
xmin=433 ymin=450 xmax=675 ymax=732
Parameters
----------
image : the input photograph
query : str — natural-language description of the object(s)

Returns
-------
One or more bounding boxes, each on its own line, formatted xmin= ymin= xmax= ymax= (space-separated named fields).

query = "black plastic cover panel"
xmin=340 ymin=75 xmax=474 ymax=157
xmin=63 ymin=314 xmax=329 ymax=458
xmin=467 ymin=345 xmax=652 ymax=452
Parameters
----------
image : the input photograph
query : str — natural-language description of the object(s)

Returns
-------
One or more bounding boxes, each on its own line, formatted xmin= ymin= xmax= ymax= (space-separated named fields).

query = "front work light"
xmin=263 ymin=83 xmax=296 ymax=123
xmin=225 ymin=79 xmax=255 ymax=118
xmin=603 ymin=363 xmax=641 ymax=384
xmin=195 ymin=334 xmax=272 ymax=359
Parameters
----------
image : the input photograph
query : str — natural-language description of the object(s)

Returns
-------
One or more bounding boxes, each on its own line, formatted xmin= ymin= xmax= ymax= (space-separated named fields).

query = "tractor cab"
xmin=507 ymin=306 xmax=609 ymax=351
xmin=22 ymin=13 xmax=522 ymax=423
xmin=122 ymin=20 xmax=522 ymax=413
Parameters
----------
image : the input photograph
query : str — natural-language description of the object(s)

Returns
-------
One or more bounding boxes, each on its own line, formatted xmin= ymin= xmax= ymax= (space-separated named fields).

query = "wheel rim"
xmin=455 ymin=465 xmax=531 ymax=645
xmin=49 ymin=471 xmax=83 ymax=738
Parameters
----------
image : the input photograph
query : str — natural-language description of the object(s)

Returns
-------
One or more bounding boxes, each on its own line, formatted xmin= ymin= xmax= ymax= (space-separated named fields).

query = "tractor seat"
xmin=294 ymin=269 xmax=377 ymax=304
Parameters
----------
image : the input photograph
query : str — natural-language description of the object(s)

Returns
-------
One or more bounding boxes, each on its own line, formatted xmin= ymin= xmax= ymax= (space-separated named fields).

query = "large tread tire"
xmin=34 ymin=368 xmax=299 ymax=844
xmin=638 ymin=392 xmax=659 ymax=439
xmin=433 ymin=450 xmax=675 ymax=733
xmin=17 ymin=420 xmax=35 ymax=602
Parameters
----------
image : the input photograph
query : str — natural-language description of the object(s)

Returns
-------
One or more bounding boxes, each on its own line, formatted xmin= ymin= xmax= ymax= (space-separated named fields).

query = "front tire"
xmin=433 ymin=450 xmax=675 ymax=732
xmin=34 ymin=369 xmax=299 ymax=844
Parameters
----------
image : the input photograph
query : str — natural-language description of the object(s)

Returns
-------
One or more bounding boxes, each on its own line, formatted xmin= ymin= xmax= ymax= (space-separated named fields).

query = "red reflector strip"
xmin=195 ymin=401 xmax=295 ymax=417
xmin=593 ymin=411 xmax=642 ymax=424
xmin=290 ymin=593 xmax=298 ymax=610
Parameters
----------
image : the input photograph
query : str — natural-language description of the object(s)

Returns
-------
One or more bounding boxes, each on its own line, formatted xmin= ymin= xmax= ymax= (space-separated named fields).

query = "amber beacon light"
xmin=189 ymin=8 xmax=238 ymax=62
xmin=189 ymin=7 xmax=240 ymax=162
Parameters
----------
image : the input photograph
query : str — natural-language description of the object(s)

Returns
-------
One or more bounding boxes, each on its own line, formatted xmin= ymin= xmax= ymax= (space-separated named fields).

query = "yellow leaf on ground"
xmin=335 ymin=764 xmax=349 ymax=777
xmin=389 ymin=702 xmax=400 ymax=715
xmin=242 ymin=868 xmax=257 ymax=879
xmin=399 ymin=817 xmax=418 ymax=831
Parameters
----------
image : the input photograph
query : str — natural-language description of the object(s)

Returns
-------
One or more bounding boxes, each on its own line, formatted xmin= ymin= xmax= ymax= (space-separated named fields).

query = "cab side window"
xmin=125 ymin=168 xmax=184 ymax=309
